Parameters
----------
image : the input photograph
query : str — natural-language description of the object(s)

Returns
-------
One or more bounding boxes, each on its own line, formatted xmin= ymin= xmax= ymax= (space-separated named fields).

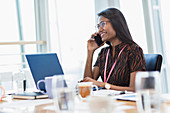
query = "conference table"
xmin=32 ymin=100 xmax=170 ymax=113
xmin=0 ymin=93 xmax=137 ymax=113
xmin=33 ymin=100 xmax=138 ymax=113
xmin=1 ymin=92 xmax=170 ymax=113
xmin=23 ymin=100 xmax=170 ymax=113
xmin=34 ymin=100 xmax=138 ymax=113
xmin=0 ymin=99 xmax=138 ymax=113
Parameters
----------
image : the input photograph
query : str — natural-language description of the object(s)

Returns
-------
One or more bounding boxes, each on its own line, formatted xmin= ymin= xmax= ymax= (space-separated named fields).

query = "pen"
xmin=23 ymin=80 xmax=26 ymax=92
xmin=120 ymin=90 xmax=126 ymax=95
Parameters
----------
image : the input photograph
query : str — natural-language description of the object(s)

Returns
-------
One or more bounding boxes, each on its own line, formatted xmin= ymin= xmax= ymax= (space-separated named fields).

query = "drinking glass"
xmin=136 ymin=71 xmax=161 ymax=113
xmin=52 ymin=75 xmax=75 ymax=113
xmin=13 ymin=69 xmax=26 ymax=94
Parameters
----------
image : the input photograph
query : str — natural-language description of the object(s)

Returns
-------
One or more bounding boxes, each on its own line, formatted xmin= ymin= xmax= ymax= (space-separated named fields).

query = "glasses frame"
xmin=96 ymin=21 xmax=110 ymax=31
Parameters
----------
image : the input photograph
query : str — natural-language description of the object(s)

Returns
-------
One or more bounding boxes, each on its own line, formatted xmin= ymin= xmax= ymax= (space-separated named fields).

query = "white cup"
xmin=37 ymin=76 xmax=53 ymax=99
xmin=136 ymin=71 xmax=161 ymax=113
xmin=88 ymin=96 xmax=114 ymax=113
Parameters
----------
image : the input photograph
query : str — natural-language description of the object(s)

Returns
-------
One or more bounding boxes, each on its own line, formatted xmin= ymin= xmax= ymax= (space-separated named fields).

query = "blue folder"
xmin=25 ymin=53 xmax=66 ymax=91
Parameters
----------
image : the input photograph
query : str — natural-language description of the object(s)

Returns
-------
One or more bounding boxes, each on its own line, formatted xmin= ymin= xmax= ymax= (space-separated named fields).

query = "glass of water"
xmin=136 ymin=71 xmax=161 ymax=113
xmin=13 ymin=69 xmax=26 ymax=94
xmin=52 ymin=75 xmax=75 ymax=113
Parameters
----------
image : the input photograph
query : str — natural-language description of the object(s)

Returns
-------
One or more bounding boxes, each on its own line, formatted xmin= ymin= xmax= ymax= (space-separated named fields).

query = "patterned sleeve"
xmin=128 ymin=45 xmax=146 ymax=73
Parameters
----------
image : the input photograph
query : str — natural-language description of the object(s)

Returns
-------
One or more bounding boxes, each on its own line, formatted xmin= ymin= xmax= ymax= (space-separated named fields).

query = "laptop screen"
xmin=25 ymin=53 xmax=66 ymax=91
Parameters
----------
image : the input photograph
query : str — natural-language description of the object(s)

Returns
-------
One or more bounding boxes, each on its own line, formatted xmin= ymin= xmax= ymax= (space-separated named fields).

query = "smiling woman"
xmin=83 ymin=8 xmax=146 ymax=92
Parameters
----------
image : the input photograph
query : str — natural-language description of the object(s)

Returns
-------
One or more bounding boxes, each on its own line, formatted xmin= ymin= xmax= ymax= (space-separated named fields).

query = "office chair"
xmin=144 ymin=54 xmax=163 ymax=72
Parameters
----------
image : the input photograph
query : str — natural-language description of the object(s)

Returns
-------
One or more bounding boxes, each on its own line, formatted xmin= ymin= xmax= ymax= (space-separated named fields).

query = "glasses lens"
xmin=100 ymin=22 xmax=105 ymax=28
xmin=97 ymin=24 xmax=100 ymax=30
xmin=96 ymin=21 xmax=107 ymax=31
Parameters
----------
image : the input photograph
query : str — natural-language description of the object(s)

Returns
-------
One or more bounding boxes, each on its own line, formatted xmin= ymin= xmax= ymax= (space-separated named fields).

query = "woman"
xmin=82 ymin=8 xmax=146 ymax=92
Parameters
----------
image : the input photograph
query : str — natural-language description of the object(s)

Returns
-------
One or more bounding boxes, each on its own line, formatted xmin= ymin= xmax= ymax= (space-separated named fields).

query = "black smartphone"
xmin=93 ymin=34 xmax=104 ymax=46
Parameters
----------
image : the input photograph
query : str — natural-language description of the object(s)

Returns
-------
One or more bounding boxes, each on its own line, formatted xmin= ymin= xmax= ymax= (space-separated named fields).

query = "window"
xmin=161 ymin=1 xmax=170 ymax=67
xmin=159 ymin=0 xmax=170 ymax=92
xmin=119 ymin=0 xmax=148 ymax=53
xmin=0 ymin=0 xmax=21 ymax=71
xmin=141 ymin=0 xmax=169 ymax=93
xmin=0 ymin=0 xmax=46 ymax=90
xmin=0 ymin=0 xmax=46 ymax=72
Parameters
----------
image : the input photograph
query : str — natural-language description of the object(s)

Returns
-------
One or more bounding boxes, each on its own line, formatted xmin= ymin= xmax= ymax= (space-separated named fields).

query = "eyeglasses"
xmin=96 ymin=21 xmax=110 ymax=30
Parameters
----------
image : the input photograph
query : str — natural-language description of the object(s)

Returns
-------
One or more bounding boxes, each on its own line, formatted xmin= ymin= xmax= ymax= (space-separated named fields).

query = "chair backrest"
xmin=144 ymin=54 xmax=163 ymax=72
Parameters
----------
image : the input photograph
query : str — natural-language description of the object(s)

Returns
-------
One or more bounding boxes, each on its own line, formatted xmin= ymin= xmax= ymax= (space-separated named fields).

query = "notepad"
xmin=11 ymin=92 xmax=48 ymax=100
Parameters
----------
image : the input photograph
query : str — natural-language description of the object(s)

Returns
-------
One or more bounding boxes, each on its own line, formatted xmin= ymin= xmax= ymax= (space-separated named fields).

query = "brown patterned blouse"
xmin=94 ymin=42 xmax=146 ymax=87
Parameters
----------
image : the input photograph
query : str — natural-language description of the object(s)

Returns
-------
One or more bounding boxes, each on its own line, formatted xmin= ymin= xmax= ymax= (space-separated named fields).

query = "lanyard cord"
xmin=104 ymin=45 xmax=127 ymax=83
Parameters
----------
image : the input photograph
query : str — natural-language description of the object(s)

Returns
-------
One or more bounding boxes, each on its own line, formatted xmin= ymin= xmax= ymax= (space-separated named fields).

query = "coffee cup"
xmin=37 ymin=76 xmax=53 ymax=99
xmin=77 ymin=82 xmax=98 ymax=100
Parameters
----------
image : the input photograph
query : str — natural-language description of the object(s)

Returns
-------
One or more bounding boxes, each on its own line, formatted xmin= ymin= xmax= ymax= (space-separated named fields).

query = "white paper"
xmin=92 ymin=89 xmax=122 ymax=96
xmin=114 ymin=93 xmax=137 ymax=101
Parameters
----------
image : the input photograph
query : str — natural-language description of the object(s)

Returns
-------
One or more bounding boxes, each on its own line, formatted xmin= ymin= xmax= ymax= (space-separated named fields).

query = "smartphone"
xmin=93 ymin=34 xmax=104 ymax=46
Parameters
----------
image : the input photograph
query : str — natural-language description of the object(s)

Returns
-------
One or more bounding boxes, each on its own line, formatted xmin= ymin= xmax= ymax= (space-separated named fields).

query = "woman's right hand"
xmin=87 ymin=33 xmax=103 ymax=51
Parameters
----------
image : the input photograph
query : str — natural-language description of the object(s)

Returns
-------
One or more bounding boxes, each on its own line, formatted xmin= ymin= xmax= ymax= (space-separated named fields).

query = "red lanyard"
xmin=104 ymin=45 xmax=127 ymax=83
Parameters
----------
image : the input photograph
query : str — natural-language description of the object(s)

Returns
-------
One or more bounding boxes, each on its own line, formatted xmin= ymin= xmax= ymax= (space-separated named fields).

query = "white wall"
xmin=48 ymin=0 xmax=96 ymax=78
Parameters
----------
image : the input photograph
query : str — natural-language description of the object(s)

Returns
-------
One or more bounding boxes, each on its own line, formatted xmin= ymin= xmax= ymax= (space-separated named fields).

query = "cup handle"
xmin=0 ymin=86 xmax=5 ymax=101
xmin=37 ymin=80 xmax=47 ymax=94
xmin=92 ymin=85 xmax=98 ymax=91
